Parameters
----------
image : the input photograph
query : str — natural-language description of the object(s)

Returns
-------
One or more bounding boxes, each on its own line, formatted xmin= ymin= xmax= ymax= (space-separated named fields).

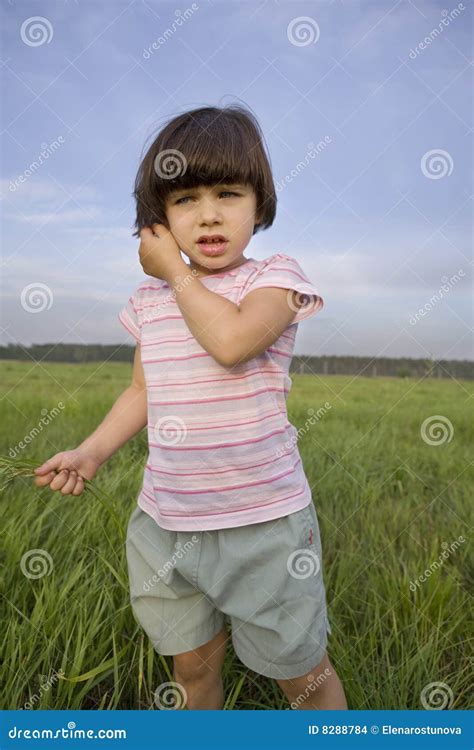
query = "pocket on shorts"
xmin=126 ymin=505 xmax=182 ymax=600
xmin=296 ymin=502 xmax=322 ymax=555
xmin=293 ymin=503 xmax=333 ymax=636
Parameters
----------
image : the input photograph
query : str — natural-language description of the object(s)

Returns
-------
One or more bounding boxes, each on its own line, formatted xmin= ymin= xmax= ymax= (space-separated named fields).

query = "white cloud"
xmin=11 ymin=207 xmax=103 ymax=225
xmin=1 ymin=177 xmax=102 ymax=205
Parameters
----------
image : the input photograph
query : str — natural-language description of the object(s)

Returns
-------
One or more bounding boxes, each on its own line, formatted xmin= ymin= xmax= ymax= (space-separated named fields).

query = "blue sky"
xmin=1 ymin=0 xmax=472 ymax=360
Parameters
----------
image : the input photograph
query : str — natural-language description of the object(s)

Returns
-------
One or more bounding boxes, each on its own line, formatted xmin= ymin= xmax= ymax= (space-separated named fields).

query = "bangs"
xmin=157 ymin=116 xmax=263 ymax=197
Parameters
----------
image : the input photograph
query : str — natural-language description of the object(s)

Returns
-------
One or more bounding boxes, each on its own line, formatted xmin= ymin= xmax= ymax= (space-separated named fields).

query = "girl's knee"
xmin=173 ymin=626 xmax=228 ymax=683
xmin=173 ymin=654 xmax=222 ymax=683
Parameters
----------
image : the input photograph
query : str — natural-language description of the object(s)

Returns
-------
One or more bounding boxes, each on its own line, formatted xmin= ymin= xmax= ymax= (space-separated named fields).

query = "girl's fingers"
xmin=34 ymin=468 xmax=85 ymax=495
xmin=35 ymin=471 xmax=56 ymax=487
xmin=34 ymin=461 xmax=51 ymax=474
xmin=71 ymin=475 xmax=85 ymax=496
xmin=49 ymin=469 xmax=70 ymax=492
xmin=35 ymin=464 xmax=53 ymax=475
xmin=60 ymin=471 xmax=78 ymax=495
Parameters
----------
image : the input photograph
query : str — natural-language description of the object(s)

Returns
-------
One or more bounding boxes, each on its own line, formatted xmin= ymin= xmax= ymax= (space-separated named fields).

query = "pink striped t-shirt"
xmin=118 ymin=253 xmax=324 ymax=531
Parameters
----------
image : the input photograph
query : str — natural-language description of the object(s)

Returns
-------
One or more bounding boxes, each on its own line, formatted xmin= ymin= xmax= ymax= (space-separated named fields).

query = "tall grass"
xmin=0 ymin=361 xmax=472 ymax=709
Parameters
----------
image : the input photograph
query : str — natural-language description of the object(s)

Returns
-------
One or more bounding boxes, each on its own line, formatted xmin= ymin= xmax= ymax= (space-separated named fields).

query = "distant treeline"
xmin=290 ymin=355 xmax=473 ymax=380
xmin=0 ymin=343 xmax=134 ymax=364
xmin=1 ymin=343 xmax=472 ymax=379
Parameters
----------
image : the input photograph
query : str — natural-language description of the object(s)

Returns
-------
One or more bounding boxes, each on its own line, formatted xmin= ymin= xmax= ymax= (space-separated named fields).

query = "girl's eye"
xmin=175 ymin=191 xmax=240 ymax=205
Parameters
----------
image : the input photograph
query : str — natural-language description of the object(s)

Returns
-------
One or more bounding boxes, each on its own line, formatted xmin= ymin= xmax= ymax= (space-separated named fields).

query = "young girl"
xmin=34 ymin=104 xmax=347 ymax=711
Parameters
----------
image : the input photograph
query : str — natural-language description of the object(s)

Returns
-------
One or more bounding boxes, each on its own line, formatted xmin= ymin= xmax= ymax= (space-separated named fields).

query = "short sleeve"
xmin=239 ymin=253 xmax=324 ymax=324
xmin=118 ymin=291 xmax=141 ymax=343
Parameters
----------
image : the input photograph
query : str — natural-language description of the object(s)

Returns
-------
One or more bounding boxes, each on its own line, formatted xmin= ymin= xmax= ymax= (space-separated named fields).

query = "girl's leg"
xmin=172 ymin=625 xmax=229 ymax=709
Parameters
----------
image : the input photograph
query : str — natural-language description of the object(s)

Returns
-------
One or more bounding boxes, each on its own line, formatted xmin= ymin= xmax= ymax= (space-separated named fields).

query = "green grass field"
xmin=1 ymin=360 xmax=472 ymax=710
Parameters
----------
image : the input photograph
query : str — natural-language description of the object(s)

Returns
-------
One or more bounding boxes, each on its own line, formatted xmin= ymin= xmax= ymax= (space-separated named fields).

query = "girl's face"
xmin=164 ymin=182 xmax=262 ymax=278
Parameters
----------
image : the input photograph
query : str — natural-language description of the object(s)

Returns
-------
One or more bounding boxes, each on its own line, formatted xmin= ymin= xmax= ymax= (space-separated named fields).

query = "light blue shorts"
xmin=126 ymin=501 xmax=332 ymax=680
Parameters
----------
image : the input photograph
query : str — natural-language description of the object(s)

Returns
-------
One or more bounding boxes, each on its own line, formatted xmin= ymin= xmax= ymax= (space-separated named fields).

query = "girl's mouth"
xmin=197 ymin=240 xmax=228 ymax=256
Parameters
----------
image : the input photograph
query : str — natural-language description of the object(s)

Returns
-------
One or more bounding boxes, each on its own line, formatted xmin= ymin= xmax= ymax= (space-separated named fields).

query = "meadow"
xmin=0 ymin=360 xmax=472 ymax=710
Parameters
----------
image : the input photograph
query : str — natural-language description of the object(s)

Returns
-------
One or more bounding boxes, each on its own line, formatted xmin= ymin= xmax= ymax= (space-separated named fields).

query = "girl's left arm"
xmin=169 ymin=269 xmax=302 ymax=368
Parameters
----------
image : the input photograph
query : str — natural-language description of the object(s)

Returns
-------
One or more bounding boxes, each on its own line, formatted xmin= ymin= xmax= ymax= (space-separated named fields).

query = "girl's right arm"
xmin=34 ymin=344 xmax=147 ymax=496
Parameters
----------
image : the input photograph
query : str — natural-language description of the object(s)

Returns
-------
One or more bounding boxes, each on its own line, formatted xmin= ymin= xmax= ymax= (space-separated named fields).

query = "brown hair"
xmin=132 ymin=104 xmax=277 ymax=238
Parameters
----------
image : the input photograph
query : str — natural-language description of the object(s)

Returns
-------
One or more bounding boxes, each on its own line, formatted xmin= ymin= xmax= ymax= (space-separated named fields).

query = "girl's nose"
xmin=198 ymin=198 xmax=222 ymax=224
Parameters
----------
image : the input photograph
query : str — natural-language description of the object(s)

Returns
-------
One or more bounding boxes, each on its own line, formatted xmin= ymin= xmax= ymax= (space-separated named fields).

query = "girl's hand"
xmin=138 ymin=224 xmax=186 ymax=282
xmin=33 ymin=449 xmax=102 ymax=496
